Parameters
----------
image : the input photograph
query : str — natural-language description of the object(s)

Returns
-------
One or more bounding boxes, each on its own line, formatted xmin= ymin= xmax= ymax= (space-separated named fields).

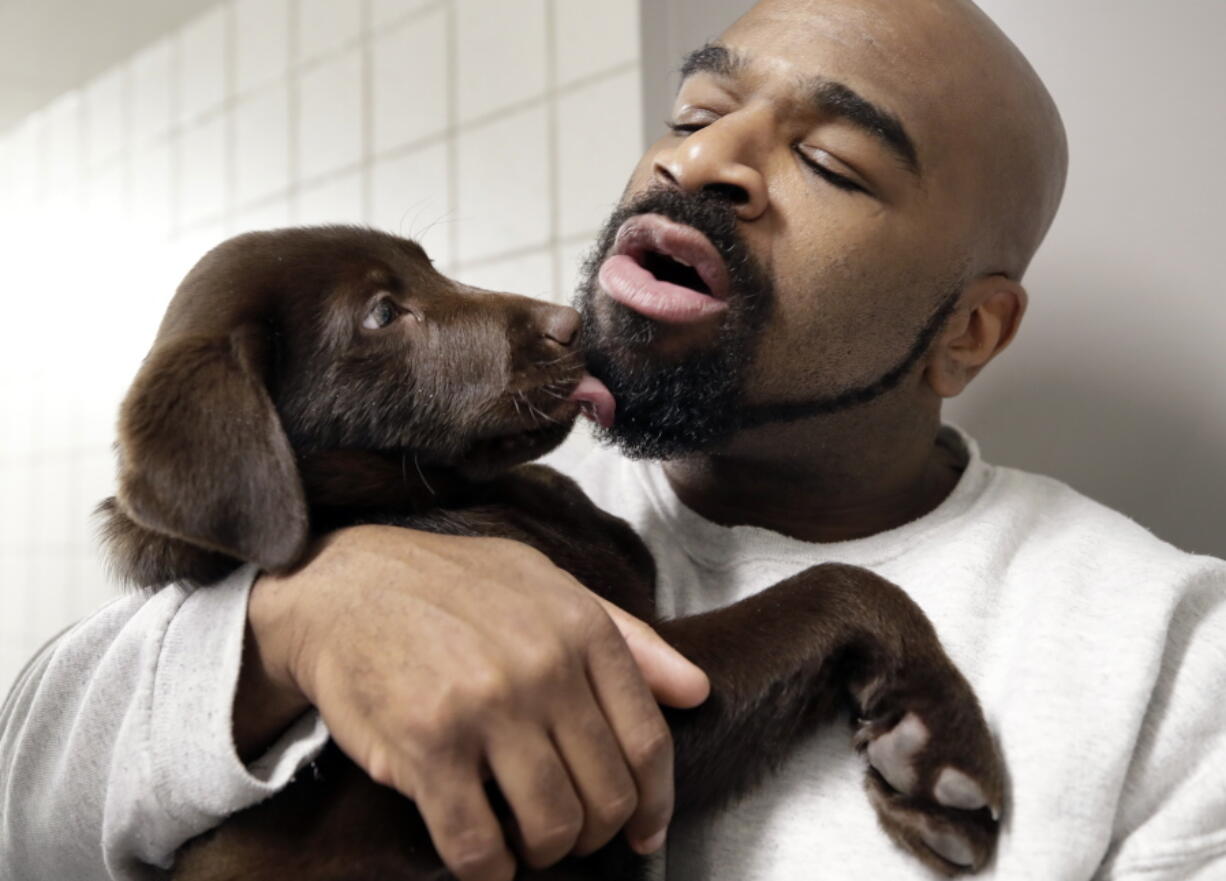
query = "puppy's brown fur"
xmin=100 ymin=226 xmax=1004 ymax=879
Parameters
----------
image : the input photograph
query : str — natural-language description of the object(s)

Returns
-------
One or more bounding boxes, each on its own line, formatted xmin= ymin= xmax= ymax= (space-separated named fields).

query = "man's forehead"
xmin=706 ymin=0 xmax=998 ymax=165
xmin=718 ymin=0 xmax=918 ymax=84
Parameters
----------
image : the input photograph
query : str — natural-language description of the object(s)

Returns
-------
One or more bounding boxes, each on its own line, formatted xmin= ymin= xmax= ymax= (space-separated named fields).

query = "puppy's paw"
xmin=852 ymin=670 xmax=1004 ymax=875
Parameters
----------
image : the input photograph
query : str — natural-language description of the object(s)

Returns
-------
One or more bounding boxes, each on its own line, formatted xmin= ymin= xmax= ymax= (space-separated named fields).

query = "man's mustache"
xmin=587 ymin=186 xmax=773 ymax=320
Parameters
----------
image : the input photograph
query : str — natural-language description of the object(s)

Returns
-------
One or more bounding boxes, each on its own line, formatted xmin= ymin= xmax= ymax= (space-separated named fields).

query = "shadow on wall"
xmin=948 ymin=266 xmax=1225 ymax=560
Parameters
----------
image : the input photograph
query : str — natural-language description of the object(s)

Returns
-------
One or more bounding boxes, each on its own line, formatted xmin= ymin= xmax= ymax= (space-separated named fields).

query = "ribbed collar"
xmin=625 ymin=425 xmax=997 ymax=570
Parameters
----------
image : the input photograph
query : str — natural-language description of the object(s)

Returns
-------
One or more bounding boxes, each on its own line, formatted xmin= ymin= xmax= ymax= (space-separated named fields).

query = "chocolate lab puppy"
xmin=99 ymin=225 xmax=1004 ymax=879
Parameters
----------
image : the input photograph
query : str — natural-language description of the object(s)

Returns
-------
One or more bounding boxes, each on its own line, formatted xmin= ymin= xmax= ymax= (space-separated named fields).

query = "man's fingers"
xmin=584 ymin=619 xmax=676 ymax=854
xmin=415 ymin=769 xmax=516 ymax=881
xmin=551 ymin=690 xmax=640 ymax=856
xmin=598 ymin=599 xmax=710 ymax=709
xmin=486 ymin=728 xmax=584 ymax=869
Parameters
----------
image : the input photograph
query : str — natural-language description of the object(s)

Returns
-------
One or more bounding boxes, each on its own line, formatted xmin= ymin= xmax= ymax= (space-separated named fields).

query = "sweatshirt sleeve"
xmin=1096 ymin=561 xmax=1226 ymax=880
xmin=0 ymin=565 xmax=330 ymax=881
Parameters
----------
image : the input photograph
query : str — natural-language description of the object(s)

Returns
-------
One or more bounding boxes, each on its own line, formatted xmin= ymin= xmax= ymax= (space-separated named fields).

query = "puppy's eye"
xmin=362 ymin=297 xmax=400 ymax=330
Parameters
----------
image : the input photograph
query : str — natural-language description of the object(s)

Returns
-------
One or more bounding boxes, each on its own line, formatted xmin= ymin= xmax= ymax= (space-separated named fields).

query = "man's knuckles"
xmin=519 ymin=814 xmax=584 ymax=869
xmin=440 ymin=829 xmax=513 ymax=881
xmin=582 ymin=789 xmax=639 ymax=842
xmin=622 ymin=722 xmax=672 ymax=773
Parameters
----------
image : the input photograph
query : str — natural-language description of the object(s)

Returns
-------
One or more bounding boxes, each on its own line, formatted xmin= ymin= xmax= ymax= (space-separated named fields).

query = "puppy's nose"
xmin=541 ymin=305 xmax=581 ymax=347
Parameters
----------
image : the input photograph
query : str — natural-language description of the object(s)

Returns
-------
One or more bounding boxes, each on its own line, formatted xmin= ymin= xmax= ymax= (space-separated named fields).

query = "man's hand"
xmin=234 ymin=525 xmax=709 ymax=881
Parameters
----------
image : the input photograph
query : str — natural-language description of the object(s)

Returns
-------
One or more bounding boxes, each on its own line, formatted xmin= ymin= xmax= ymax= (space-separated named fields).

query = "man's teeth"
xmin=672 ymin=255 xmax=693 ymax=268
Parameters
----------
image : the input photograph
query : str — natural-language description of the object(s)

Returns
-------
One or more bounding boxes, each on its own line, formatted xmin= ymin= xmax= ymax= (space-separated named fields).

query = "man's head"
xmin=577 ymin=0 xmax=1068 ymax=460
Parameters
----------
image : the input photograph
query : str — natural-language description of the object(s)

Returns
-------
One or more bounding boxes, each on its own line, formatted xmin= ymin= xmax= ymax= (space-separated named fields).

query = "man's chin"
xmin=581 ymin=335 xmax=745 ymax=461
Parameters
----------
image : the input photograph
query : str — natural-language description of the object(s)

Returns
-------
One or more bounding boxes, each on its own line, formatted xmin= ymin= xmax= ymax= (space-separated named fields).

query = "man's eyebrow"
xmin=679 ymin=43 xmax=922 ymax=177
xmin=680 ymin=43 xmax=743 ymax=80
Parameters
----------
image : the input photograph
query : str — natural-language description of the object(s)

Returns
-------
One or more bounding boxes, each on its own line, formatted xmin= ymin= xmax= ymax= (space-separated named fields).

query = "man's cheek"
xmin=617 ymin=153 xmax=662 ymax=207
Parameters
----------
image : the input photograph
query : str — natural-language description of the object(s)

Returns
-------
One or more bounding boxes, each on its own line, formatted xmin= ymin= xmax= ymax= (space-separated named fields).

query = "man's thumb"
xmin=596 ymin=598 xmax=710 ymax=709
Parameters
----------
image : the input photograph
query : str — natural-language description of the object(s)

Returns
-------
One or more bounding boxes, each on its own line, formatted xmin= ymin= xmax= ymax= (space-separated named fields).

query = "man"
xmin=3 ymin=0 xmax=1224 ymax=879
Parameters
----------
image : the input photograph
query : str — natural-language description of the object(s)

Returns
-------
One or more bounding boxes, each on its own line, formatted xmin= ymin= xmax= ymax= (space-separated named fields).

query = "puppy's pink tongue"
xmin=568 ymin=374 xmax=616 ymax=429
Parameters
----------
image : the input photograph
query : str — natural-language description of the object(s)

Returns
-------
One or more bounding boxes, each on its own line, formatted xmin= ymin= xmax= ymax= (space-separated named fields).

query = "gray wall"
xmin=640 ymin=0 xmax=1225 ymax=557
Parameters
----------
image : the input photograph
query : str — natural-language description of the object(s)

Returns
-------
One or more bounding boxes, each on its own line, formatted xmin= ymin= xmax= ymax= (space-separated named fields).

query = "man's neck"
xmin=660 ymin=406 xmax=964 ymax=543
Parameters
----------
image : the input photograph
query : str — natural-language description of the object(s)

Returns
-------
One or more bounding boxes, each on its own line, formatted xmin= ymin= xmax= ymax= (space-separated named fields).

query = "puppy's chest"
xmin=311 ymin=465 xmax=656 ymax=614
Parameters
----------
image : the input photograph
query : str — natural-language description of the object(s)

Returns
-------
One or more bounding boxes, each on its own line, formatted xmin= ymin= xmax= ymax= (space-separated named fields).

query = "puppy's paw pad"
xmin=867 ymin=777 xmax=998 ymax=875
xmin=864 ymin=712 xmax=929 ymax=795
xmin=920 ymin=823 xmax=977 ymax=868
xmin=934 ymin=767 xmax=989 ymax=812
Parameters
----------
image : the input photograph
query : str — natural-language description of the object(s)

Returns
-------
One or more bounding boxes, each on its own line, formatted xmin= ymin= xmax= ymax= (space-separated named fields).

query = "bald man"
xmin=3 ymin=1 xmax=1224 ymax=880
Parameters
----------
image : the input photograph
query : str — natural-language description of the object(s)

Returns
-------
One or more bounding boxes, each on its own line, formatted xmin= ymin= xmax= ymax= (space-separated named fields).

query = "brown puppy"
xmin=99 ymin=225 xmax=1004 ymax=879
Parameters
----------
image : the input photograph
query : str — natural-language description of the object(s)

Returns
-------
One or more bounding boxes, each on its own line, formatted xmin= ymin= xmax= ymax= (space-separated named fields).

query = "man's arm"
xmin=231 ymin=525 xmax=709 ymax=881
xmin=1096 ymin=562 xmax=1226 ymax=879
xmin=0 ymin=565 xmax=329 ymax=881
xmin=1 ymin=525 xmax=707 ymax=881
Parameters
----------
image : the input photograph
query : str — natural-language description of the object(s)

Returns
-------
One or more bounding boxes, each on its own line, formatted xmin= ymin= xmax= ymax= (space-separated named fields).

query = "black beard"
xmin=575 ymin=187 xmax=773 ymax=459
xmin=575 ymin=187 xmax=961 ymax=460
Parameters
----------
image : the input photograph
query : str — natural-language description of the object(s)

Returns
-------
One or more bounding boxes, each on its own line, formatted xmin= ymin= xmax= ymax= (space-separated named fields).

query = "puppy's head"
xmin=111 ymin=225 xmax=603 ymax=576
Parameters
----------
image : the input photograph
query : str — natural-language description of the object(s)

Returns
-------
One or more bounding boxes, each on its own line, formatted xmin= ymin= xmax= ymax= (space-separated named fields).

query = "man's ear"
xmin=924 ymin=275 xmax=1027 ymax=398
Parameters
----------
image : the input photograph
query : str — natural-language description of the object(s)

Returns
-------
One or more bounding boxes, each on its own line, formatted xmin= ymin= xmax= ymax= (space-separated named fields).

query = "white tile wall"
xmin=372 ymin=0 xmax=437 ymax=29
xmin=85 ymin=67 xmax=127 ymax=170
xmin=557 ymin=67 xmax=642 ymax=238
xmin=372 ymin=6 xmax=448 ymax=154
xmin=0 ymin=0 xmax=642 ymax=701
xmin=235 ymin=83 xmax=292 ymax=204
xmin=298 ymin=0 xmax=364 ymax=62
xmin=233 ymin=194 xmax=293 ymax=232
xmin=456 ymin=250 xmax=555 ymax=301
xmin=298 ymin=167 xmax=365 ymax=225
xmin=297 ymin=48 xmax=364 ymax=181
xmin=177 ymin=7 xmax=230 ymax=125
xmin=456 ymin=104 xmax=550 ymax=262
xmin=178 ymin=114 xmax=229 ymax=227
xmin=456 ymin=0 xmax=547 ymax=122
xmin=130 ymin=140 xmax=174 ymax=235
xmin=235 ymin=0 xmax=291 ymax=94
xmin=371 ymin=143 xmax=452 ymax=262
xmin=130 ymin=41 xmax=174 ymax=144
xmin=554 ymin=0 xmax=640 ymax=87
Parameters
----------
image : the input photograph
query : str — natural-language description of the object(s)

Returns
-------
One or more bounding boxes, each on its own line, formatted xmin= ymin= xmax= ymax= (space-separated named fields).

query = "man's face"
xmin=577 ymin=0 xmax=992 ymax=458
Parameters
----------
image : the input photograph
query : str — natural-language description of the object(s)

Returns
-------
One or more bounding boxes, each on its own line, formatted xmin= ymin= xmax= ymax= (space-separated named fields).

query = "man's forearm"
xmin=233 ymin=600 xmax=312 ymax=761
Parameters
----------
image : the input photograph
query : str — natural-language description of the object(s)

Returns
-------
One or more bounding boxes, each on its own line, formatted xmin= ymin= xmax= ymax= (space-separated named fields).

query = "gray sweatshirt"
xmin=3 ymin=430 xmax=1225 ymax=879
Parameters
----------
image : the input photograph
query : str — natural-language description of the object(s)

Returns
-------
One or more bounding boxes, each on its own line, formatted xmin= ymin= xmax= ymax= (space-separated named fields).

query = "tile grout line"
xmin=224 ymin=0 xmax=238 ymax=234
xmin=168 ymin=25 xmax=183 ymax=239
xmin=70 ymin=90 xmax=90 ymax=609
xmin=287 ymin=0 xmax=302 ymax=224
xmin=360 ymin=0 xmax=375 ymax=225
xmin=119 ymin=57 xmax=134 ymax=229
xmin=445 ymin=0 xmax=459 ymax=267
xmin=545 ymin=0 xmax=563 ymax=304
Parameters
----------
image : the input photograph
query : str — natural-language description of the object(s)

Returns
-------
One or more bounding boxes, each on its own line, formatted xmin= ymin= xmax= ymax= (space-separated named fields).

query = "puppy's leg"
xmin=655 ymin=563 xmax=1003 ymax=876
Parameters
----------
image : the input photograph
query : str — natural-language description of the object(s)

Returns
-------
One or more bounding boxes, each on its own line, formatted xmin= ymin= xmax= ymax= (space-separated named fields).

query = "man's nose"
xmin=652 ymin=114 xmax=770 ymax=220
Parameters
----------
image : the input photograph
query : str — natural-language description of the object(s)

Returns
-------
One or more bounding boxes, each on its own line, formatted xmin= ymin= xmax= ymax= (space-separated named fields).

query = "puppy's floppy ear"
xmin=116 ymin=323 xmax=309 ymax=572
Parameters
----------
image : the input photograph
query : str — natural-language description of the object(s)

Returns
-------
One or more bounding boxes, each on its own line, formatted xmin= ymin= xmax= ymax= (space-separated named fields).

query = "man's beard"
xmin=575 ymin=187 xmax=960 ymax=460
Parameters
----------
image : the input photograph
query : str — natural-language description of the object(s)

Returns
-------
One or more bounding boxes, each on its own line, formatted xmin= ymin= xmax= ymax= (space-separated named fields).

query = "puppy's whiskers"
xmin=537 ymin=352 xmax=583 ymax=370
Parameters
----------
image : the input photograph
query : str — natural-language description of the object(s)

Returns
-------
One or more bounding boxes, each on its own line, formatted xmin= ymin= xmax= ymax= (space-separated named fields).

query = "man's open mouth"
xmin=597 ymin=214 xmax=731 ymax=324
